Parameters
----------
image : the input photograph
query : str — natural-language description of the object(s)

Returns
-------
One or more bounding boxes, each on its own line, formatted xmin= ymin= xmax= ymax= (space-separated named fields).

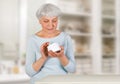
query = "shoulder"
xmin=61 ymin=32 xmax=71 ymax=37
xmin=27 ymin=35 xmax=36 ymax=44
xmin=61 ymin=32 xmax=71 ymax=40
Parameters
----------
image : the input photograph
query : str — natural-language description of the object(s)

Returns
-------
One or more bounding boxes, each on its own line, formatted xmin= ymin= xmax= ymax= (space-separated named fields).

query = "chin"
xmin=46 ymin=30 xmax=54 ymax=33
xmin=47 ymin=29 xmax=56 ymax=33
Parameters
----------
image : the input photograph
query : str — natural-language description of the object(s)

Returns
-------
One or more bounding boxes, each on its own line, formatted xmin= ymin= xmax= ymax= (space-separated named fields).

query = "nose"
xmin=48 ymin=21 xmax=54 ymax=28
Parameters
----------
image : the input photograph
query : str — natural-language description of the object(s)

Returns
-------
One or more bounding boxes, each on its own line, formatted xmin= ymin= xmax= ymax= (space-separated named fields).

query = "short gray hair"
xmin=36 ymin=3 xmax=62 ymax=20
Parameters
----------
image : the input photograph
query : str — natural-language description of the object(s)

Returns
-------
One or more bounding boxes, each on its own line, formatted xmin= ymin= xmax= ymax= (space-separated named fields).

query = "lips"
xmin=47 ymin=28 xmax=54 ymax=30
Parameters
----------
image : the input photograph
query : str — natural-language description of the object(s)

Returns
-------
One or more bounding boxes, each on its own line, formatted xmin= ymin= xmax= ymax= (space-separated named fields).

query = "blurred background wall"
xmin=0 ymin=0 xmax=120 ymax=84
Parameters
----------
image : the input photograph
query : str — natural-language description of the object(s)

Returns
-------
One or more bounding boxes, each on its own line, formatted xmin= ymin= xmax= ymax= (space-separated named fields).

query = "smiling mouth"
xmin=47 ymin=28 xmax=54 ymax=30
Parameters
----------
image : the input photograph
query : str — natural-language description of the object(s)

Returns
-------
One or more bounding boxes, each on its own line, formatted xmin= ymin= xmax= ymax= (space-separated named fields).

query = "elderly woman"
xmin=25 ymin=3 xmax=76 ymax=84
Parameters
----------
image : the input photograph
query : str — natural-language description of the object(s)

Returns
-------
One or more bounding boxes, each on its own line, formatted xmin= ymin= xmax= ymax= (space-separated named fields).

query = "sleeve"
xmin=25 ymin=38 xmax=38 ymax=77
xmin=63 ymin=34 xmax=76 ymax=73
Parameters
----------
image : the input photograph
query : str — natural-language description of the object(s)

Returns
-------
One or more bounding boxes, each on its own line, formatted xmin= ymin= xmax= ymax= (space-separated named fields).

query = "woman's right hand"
xmin=40 ymin=42 xmax=49 ymax=60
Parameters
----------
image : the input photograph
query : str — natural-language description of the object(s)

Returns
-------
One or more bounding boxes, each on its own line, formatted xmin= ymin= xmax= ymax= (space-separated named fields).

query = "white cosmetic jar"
xmin=47 ymin=43 xmax=61 ymax=52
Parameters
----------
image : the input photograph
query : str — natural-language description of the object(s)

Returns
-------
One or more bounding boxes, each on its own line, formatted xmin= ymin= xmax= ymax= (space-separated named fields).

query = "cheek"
xmin=41 ymin=22 xmax=48 ymax=27
xmin=54 ymin=22 xmax=58 ymax=26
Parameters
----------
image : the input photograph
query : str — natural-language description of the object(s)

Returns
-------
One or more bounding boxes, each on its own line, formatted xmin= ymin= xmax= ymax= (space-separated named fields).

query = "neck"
xmin=42 ymin=29 xmax=56 ymax=34
xmin=38 ymin=30 xmax=60 ymax=38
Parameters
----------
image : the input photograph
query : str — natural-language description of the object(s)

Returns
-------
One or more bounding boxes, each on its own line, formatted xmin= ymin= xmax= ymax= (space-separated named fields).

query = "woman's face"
xmin=39 ymin=16 xmax=58 ymax=33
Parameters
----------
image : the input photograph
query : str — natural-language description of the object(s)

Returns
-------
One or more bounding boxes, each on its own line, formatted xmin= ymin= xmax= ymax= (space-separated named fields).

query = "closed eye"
xmin=44 ymin=20 xmax=49 ymax=23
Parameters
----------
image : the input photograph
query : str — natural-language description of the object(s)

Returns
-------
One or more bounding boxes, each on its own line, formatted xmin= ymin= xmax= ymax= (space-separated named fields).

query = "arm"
xmin=63 ymin=35 xmax=76 ymax=73
xmin=25 ymin=38 xmax=38 ymax=77
xmin=32 ymin=57 xmax=46 ymax=72
xmin=32 ymin=42 xmax=49 ymax=72
xmin=58 ymin=54 xmax=69 ymax=66
xmin=25 ymin=39 xmax=49 ymax=77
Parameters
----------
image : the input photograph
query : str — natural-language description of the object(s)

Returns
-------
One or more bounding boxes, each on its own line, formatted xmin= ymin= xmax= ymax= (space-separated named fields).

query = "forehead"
xmin=41 ymin=16 xmax=58 ymax=20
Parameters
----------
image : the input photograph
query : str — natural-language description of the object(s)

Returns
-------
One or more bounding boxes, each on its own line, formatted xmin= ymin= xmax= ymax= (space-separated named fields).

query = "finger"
xmin=41 ymin=42 xmax=47 ymax=49
xmin=48 ymin=52 xmax=53 ymax=57
xmin=40 ymin=42 xmax=49 ymax=52
xmin=42 ymin=43 xmax=49 ymax=50
xmin=48 ymin=53 xmax=56 ymax=57
xmin=46 ymin=42 xmax=49 ymax=45
xmin=49 ymin=51 xmax=57 ymax=56
xmin=60 ymin=46 xmax=64 ymax=50
xmin=48 ymin=51 xmax=57 ymax=57
xmin=43 ymin=42 xmax=49 ymax=47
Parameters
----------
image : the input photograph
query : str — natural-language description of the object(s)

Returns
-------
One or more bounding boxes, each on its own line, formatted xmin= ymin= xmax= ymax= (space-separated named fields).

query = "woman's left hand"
xmin=48 ymin=46 xmax=64 ymax=58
